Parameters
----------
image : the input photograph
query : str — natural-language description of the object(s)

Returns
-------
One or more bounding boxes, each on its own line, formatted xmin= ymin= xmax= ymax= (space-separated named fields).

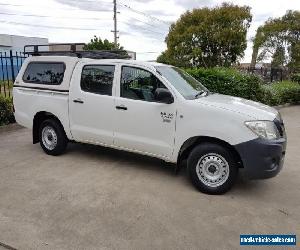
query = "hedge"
xmin=291 ymin=73 xmax=300 ymax=84
xmin=262 ymin=81 xmax=300 ymax=106
xmin=186 ymin=67 xmax=300 ymax=106
xmin=186 ymin=67 xmax=266 ymax=102
xmin=0 ymin=96 xmax=15 ymax=126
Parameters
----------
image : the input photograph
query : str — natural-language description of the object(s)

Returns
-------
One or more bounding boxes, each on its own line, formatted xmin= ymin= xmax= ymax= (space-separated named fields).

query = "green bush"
xmin=185 ymin=67 xmax=300 ymax=106
xmin=186 ymin=67 xmax=265 ymax=102
xmin=291 ymin=73 xmax=300 ymax=84
xmin=0 ymin=96 xmax=15 ymax=126
xmin=262 ymin=81 xmax=300 ymax=106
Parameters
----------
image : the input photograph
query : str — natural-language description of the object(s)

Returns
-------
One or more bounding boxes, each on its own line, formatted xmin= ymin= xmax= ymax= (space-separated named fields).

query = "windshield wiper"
xmin=195 ymin=90 xmax=208 ymax=98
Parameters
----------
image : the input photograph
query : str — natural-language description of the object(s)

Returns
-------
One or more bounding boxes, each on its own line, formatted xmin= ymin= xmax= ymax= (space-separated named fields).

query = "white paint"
xmin=13 ymin=57 xmax=279 ymax=163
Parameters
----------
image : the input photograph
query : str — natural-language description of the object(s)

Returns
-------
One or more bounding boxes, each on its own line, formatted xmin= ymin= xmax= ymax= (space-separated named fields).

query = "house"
xmin=0 ymin=34 xmax=48 ymax=53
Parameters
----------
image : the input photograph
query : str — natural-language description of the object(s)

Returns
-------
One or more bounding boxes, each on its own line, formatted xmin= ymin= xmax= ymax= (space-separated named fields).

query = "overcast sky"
xmin=0 ymin=0 xmax=299 ymax=61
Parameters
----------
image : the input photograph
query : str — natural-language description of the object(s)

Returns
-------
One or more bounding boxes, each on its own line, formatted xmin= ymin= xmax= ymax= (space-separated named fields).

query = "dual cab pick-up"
xmin=13 ymin=54 xmax=287 ymax=194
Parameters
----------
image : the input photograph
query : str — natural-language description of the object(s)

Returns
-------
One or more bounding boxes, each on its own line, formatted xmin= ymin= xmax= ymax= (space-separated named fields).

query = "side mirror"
xmin=154 ymin=88 xmax=174 ymax=104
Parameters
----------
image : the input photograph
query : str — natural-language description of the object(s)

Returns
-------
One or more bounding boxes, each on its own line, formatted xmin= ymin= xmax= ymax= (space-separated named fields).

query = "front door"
xmin=69 ymin=63 xmax=116 ymax=146
xmin=114 ymin=65 xmax=176 ymax=159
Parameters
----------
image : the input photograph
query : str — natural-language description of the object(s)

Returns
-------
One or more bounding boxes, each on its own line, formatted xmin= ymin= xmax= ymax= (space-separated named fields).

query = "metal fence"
xmin=239 ymin=67 xmax=289 ymax=82
xmin=0 ymin=50 xmax=27 ymax=98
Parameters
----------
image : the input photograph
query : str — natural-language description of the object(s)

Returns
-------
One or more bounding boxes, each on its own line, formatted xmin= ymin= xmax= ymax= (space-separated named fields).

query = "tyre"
xmin=187 ymin=143 xmax=238 ymax=194
xmin=39 ymin=119 xmax=68 ymax=156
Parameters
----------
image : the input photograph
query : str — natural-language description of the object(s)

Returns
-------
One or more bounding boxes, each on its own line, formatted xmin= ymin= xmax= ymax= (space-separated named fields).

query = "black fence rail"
xmin=239 ymin=67 xmax=289 ymax=82
xmin=0 ymin=50 xmax=27 ymax=98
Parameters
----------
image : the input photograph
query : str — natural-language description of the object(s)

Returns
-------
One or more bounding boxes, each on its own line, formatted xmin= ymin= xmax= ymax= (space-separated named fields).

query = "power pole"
xmin=112 ymin=0 xmax=119 ymax=48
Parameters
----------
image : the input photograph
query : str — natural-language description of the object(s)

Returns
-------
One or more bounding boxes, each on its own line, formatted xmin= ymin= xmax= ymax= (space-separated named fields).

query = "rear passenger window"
xmin=23 ymin=62 xmax=65 ymax=85
xmin=81 ymin=65 xmax=115 ymax=96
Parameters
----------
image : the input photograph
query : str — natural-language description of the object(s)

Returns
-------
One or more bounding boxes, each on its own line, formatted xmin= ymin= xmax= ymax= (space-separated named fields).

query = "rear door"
xmin=69 ymin=62 xmax=116 ymax=146
xmin=113 ymin=65 xmax=177 ymax=159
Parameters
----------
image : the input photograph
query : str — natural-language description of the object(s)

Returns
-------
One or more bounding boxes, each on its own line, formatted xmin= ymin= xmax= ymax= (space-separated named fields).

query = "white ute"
xmin=13 ymin=46 xmax=287 ymax=194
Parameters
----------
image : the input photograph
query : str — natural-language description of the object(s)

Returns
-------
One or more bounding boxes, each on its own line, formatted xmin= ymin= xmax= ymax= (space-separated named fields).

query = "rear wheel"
xmin=187 ymin=143 xmax=238 ymax=194
xmin=39 ymin=119 xmax=67 ymax=156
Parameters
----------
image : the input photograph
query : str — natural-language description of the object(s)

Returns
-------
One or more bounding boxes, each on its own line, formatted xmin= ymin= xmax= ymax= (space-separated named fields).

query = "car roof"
xmin=81 ymin=58 xmax=170 ymax=69
xmin=26 ymin=56 xmax=170 ymax=70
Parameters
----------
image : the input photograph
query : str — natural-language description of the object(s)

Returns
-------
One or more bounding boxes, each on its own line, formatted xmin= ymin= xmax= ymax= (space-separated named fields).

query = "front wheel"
xmin=39 ymin=119 xmax=68 ymax=156
xmin=187 ymin=143 xmax=238 ymax=194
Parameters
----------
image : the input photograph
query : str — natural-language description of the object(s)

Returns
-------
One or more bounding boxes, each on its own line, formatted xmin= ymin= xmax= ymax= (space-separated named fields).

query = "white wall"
xmin=0 ymin=34 xmax=48 ymax=53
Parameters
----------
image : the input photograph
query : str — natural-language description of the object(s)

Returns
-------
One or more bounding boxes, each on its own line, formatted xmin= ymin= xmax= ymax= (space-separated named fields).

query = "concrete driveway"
xmin=0 ymin=106 xmax=299 ymax=250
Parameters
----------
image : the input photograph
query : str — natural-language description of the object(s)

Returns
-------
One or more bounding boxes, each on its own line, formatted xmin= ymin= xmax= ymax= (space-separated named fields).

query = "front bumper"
xmin=234 ymin=136 xmax=287 ymax=180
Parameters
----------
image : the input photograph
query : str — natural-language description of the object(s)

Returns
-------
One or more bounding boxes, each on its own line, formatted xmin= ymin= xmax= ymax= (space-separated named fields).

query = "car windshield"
xmin=155 ymin=66 xmax=209 ymax=100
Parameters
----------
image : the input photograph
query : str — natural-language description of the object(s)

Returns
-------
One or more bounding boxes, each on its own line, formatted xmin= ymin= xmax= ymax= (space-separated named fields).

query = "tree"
xmin=251 ymin=10 xmax=300 ymax=72
xmin=271 ymin=46 xmax=285 ymax=68
xmin=83 ymin=36 xmax=124 ymax=51
xmin=157 ymin=3 xmax=252 ymax=68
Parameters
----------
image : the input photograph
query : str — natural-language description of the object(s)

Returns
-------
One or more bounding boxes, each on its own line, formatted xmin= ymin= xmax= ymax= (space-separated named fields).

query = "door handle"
xmin=73 ymin=99 xmax=84 ymax=104
xmin=116 ymin=105 xmax=127 ymax=110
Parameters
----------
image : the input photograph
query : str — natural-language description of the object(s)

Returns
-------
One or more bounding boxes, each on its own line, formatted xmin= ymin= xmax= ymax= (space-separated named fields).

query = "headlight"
xmin=276 ymin=111 xmax=282 ymax=122
xmin=245 ymin=120 xmax=280 ymax=140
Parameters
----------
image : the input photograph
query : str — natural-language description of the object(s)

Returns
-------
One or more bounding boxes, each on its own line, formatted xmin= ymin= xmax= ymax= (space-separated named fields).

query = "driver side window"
xmin=120 ymin=66 xmax=167 ymax=102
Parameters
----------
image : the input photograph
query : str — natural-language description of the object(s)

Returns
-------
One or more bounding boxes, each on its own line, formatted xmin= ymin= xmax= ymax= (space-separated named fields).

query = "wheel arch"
xmin=32 ymin=111 xmax=66 ymax=144
xmin=177 ymin=136 xmax=243 ymax=168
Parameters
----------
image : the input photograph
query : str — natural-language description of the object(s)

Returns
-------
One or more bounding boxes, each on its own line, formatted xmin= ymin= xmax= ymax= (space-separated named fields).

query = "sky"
xmin=0 ymin=0 xmax=299 ymax=61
